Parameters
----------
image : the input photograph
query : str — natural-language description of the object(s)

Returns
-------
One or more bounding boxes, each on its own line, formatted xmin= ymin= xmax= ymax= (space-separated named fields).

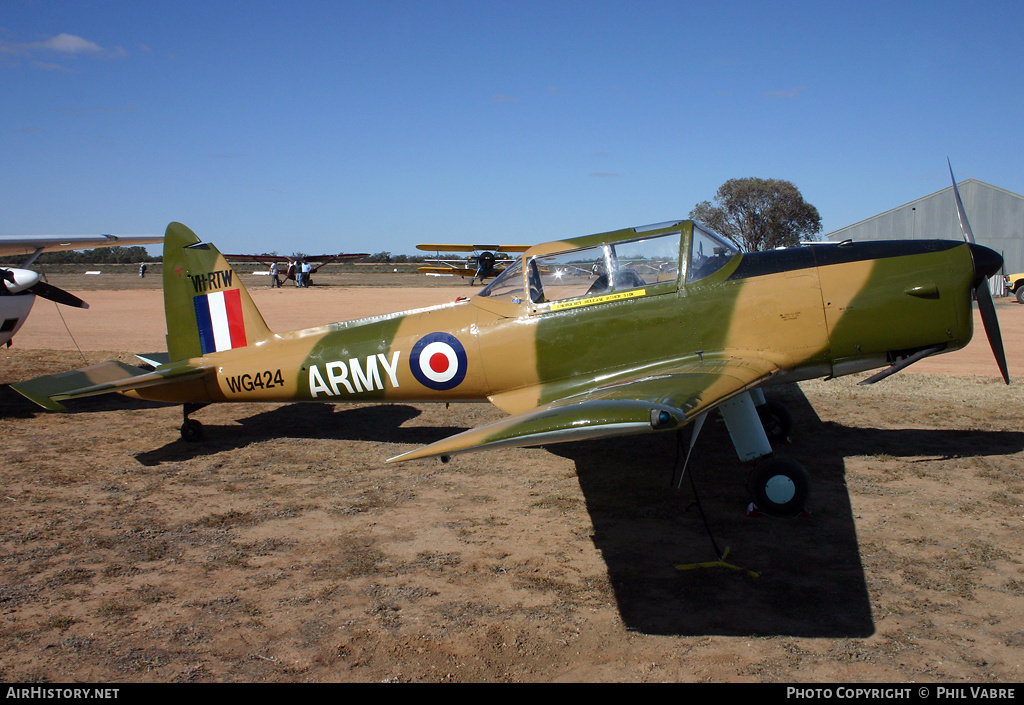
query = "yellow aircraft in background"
xmin=417 ymin=243 xmax=531 ymax=284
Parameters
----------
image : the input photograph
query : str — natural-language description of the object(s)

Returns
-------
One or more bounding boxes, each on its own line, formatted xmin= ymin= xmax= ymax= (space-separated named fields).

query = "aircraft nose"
xmin=968 ymin=243 xmax=1003 ymax=285
xmin=1 ymin=268 xmax=42 ymax=294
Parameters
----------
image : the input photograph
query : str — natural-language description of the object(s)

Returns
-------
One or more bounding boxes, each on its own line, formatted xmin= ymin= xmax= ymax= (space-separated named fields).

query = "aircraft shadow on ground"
xmin=545 ymin=384 xmax=1024 ymax=638
xmin=20 ymin=379 xmax=1020 ymax=638
xmin=0 ymin=384 xmax=171 ymax=419
xmin=133 ymin=403 xmax=469 ymax=466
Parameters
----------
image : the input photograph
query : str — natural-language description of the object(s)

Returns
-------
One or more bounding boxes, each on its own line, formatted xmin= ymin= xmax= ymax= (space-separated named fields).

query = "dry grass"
xmin=1 ymin=281 xmax=1023 ymax=682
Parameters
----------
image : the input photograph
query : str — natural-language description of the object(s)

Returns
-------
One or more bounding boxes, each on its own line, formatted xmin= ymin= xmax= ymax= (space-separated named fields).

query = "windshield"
xmin=476 ymin=258 xmax=525 ymax=303
xmin=687 ymin=224 xmax=738 ymax=282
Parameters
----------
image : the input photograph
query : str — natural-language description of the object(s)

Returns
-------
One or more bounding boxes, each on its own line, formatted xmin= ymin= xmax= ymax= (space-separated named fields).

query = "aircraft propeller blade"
xmin=27 ymin=281 xmax=89 ymax=309
xmin=949 ymin=160 xmax=1009 ymax=384
xmin=948 ymin=158 xmax=976 ymax=244
xmin=974 ymin=274 xmax=1010 ymax=384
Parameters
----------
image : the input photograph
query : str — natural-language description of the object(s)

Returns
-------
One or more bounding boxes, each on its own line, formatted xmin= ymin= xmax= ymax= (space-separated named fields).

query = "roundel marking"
xmin=410 ymin=332 xmax=467 ymax=390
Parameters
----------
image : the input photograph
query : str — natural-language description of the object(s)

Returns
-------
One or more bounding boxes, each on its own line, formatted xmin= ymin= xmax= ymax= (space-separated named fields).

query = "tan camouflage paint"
xmin=11 ymin=220 xmax=987 ymax=463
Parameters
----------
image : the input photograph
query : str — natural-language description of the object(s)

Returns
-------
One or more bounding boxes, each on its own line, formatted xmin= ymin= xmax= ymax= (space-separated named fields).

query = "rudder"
xmin=162 ymin=222 xmax=273 ymax=361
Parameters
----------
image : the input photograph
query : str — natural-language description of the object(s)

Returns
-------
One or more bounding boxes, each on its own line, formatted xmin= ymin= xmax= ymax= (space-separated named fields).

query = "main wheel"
xmin=757 ymin=400 xmax=793 ymax=443
xmin=1016 ymin=287 xmax=1024 ymax=304
xmin=748 ymin=457 xmax=809 ymax=517
xmin=181 ymin=418 xmax=204 ymax=442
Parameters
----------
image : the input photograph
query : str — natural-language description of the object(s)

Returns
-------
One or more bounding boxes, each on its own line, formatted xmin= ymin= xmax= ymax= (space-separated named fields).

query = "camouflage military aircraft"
xmin=416 ymin=243 xmax=531 ymax=284
xmin=11 ymin=175 xmax=1009 ymax=517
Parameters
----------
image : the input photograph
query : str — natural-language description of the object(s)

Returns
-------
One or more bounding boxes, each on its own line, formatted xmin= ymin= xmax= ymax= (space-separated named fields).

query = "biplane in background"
xmin=417 ymin=243 xmax=531 ymax=284
xmin=11 ymin=167 xmax=1009 ymax=519
xmin=223 ymin=252 xmax=368 ymax=286
xmin=0 ymin=233 xmax=163 ymax=347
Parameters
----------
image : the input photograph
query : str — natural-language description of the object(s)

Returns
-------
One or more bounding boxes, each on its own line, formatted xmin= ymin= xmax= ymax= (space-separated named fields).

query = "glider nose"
xmin=969 ymin=242 xmax=1003 ymax=285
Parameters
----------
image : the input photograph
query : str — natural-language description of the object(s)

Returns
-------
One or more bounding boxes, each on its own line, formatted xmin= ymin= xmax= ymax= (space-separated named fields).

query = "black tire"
xmin=181 ymin=418 xmax=204 ymax=442
xmin=748 ymin=457 xmax=809 ymax=517
xmin=1015 ymin=287 xmax=1024 ymax=304
xmin=757 ymin=400 xmax=793 ymax=443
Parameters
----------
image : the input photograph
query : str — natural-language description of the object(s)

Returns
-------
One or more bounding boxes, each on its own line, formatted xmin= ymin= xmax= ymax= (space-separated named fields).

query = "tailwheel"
xmin=757 ymin=399 xmax=792 ymax=443
xmin=180 ymin=418 xmax=204 ymax=442
xmin=180 ymin=403 xmax=209 ymax=442
xmin=748 ymin=456 xmax=809 ymax=517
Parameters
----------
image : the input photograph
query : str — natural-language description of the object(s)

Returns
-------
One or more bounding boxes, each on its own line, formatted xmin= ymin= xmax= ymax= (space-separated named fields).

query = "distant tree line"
xmin=366 ymin=252 xmax=471 ymax=264
xmin=27 ymin=248 xmax=449 ymax=265
xmin=34 ymin=246 xmax=158 ymax=264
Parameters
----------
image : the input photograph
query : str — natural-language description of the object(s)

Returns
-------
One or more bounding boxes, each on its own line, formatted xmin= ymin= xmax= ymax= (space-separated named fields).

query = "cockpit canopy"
xmin=477 ymin=220 xmax=738 ymax=305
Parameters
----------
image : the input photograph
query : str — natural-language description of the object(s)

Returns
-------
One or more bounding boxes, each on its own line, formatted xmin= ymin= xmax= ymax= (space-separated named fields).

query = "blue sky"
xmin=2 ymin=0 xmax=1022 ymax=256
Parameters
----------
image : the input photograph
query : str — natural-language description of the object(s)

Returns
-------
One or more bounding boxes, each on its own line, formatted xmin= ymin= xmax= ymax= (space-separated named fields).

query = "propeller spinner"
xmin=0 ymin=267 xmax=89 ymax=309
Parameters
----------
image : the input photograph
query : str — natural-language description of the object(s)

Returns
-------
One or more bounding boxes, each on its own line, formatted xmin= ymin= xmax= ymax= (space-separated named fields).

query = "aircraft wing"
xmin=387 ymin=355 xmax=779 ymax=462
xmin=223 ymin=254 xmax=286 ymax=263
xmin=10 ymin=360 xmax=212 ymax=412
xmin=0 ymin=234 xmax=163 ymax=258
xmin=417 ymin=265 xmax=478 ymax=277
xmin=223 ymin=253 xmax=368 ymax=264
xmin=416 ymin=244 xmax=531 ymax=253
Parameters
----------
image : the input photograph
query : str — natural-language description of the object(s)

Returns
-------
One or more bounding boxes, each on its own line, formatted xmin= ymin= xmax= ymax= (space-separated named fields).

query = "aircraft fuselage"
xmin=130 ymin=230 xmax=982 ymax=414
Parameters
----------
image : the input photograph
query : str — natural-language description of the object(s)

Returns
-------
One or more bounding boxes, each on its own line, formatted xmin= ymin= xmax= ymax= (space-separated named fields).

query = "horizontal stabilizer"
xmin=135 ymin=352 xmax=172 ymax=367
xmin=11 ymin=360 xmax=210 ymax=411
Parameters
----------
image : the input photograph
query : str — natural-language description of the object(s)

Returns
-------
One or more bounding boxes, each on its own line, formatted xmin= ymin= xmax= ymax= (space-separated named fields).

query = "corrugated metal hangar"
xmin=824 ymin=179 xmax=1024 ymax=295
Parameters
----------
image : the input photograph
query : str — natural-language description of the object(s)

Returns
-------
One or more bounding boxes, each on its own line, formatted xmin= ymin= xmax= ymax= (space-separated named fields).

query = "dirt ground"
xmin=1 ymin=270 xmax=1023 ymax=683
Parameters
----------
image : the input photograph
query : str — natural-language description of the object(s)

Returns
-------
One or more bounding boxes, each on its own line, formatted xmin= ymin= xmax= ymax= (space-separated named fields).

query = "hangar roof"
xmin=825 ymin=179 xmax=1024 ymax=276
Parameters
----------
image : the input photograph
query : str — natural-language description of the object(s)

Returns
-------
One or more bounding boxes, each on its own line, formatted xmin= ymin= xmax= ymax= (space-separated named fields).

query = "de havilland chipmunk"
xmin=11 ymin=170 xmax=1010 ymax=517
xmin=0 ymin=233 xmax=163 ymax=347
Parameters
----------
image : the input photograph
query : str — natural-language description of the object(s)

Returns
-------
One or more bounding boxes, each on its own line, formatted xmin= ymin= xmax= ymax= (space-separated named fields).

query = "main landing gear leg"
xmin=750 ymin=387 xmax=794 ymax=444
xmin=181 ymin=403 xmax=209 ymax=442
xmin=673 ymin=412 xmax=760 ymax=577
xmin=719 ymin=391 xmax=808 ymax=517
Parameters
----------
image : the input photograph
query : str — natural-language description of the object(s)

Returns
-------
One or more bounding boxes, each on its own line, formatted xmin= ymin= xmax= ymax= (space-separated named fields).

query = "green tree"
xmin=689 ymin=177 xmax=822 ymax=251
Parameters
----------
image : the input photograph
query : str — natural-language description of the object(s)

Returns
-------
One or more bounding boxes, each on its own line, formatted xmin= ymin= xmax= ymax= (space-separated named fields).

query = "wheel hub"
xmin=764 ymin=474 xmax=796 ymax=504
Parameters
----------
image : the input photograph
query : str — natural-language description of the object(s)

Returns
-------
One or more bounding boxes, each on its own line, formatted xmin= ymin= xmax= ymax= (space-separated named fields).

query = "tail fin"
xmin=162 ymin=222 xmax=273 ymax=361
